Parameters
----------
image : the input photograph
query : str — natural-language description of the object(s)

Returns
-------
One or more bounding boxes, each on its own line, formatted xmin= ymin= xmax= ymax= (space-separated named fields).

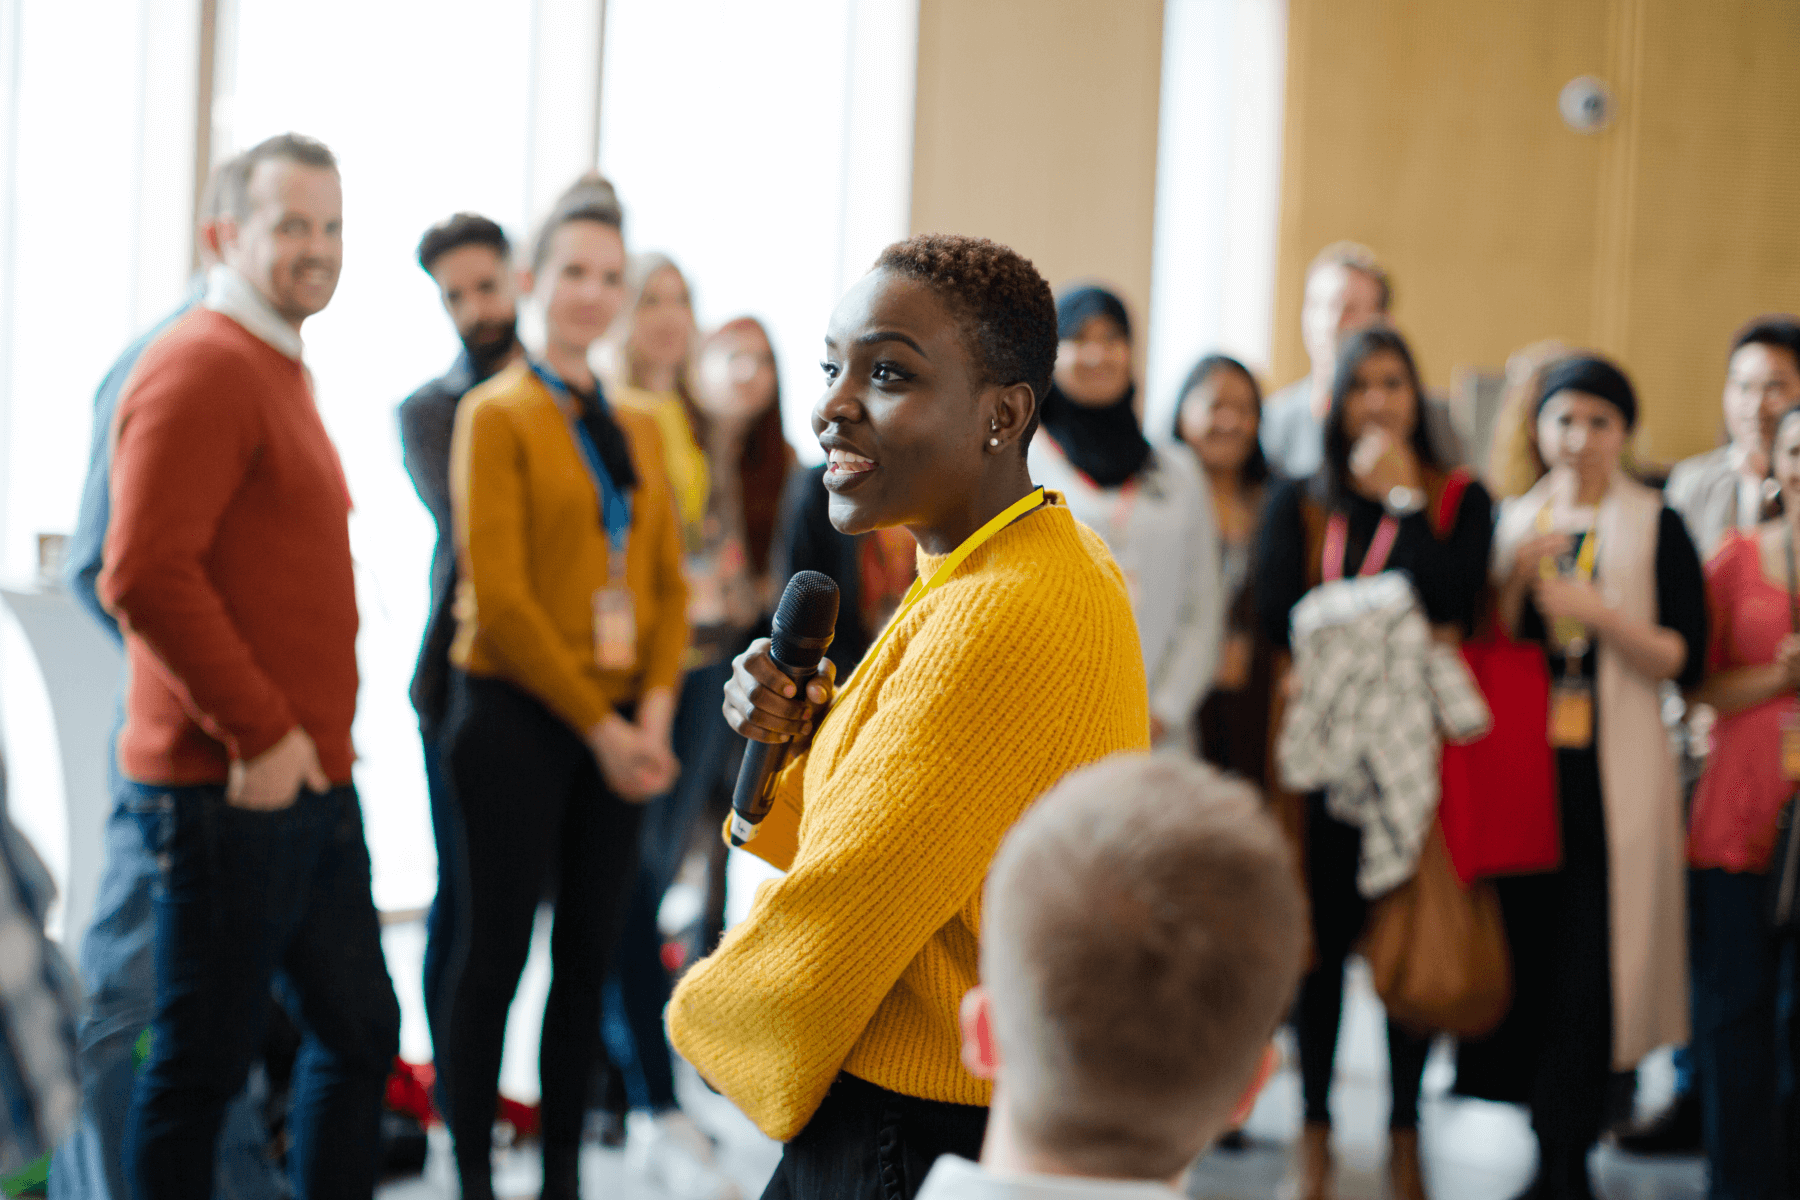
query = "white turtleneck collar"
xmin=202 ymin=263 xmax=304 ymax=360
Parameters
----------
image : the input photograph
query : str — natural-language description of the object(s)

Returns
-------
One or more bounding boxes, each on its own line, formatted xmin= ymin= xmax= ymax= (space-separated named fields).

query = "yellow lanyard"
xmin=1536 ymin=505 xmax=1600 ymax=658
xmin=842 ymin=487 xmax=1048 ymax=692
xmin=1534 ymin=505 xmax=1600 ymax=582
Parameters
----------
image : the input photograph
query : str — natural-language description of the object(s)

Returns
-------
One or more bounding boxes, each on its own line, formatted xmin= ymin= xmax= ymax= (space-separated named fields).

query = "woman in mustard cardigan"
xmin=666 ymin=235 xmax=1150 ymax=1200
xmin=440 ymin=175 xmax=688 ymax=1200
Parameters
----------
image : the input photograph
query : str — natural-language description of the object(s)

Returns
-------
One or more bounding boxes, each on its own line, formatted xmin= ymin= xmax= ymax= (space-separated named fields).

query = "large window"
xmin=218 ymin=0 xmax=538 ymax=912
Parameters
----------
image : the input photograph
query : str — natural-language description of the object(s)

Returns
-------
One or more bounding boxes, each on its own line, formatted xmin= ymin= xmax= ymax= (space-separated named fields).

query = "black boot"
xmin=1611 ymin=1090 xmax=1703 ymax=1156
xmin=540 ymin=1143 xmax=580 ymax=1200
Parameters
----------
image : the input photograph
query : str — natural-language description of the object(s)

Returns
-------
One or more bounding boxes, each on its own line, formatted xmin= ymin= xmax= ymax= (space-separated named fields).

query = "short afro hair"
xmin=417 ymin=212 xmax=510 ymax=274
xmin=873 ymin=234 xmax=1057 ymax=445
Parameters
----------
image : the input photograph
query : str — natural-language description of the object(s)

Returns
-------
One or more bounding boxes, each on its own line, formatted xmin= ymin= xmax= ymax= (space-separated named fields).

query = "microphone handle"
xmin=728 ymin=657 xmax=818 ymax=847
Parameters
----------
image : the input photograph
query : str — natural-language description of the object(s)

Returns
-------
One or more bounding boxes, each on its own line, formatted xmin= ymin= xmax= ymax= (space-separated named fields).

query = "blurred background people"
xmin=1261 ymin=243 xmax=1464 ymax=479
xmin=50 ymin=156 xmax=289 ymax=1200
xmin=104 ymin=132 xmax=401 ymax=1200
xmin=925 ymin=755 xmax=1304 ymax=1200
xmin=0 ymin=736 xmax=81 ymax=1193
xmin=595 ymin=259 xmax=788 ymax=1200
xmin=1681 ymin=402 xmax=1800 ymax=1196
xmin=397 ymin=211 xmax=523 ymax=1103
xmin=1465 ymin=356 xmax=1704 ymax=1200
xmin=1174 ymin=352 xmax=1276 ymax=783
xmin=1483 ymin=340 xmax=1570 ymax=502
xmin=1616 ymin=318 xmax=1800 ymax=1156
xmin=772 ymin=464 xmax=918 ymax=683
xmin=438 ymin=175 xmax=687 ymax=1200
xmin=1028 ymin=285 xmax=1220 ymax=749
xmin=1664 ymin=318 xmax=1800 ymax=559
xmin=1257 ymin=326 xmax=1494 ymax=1200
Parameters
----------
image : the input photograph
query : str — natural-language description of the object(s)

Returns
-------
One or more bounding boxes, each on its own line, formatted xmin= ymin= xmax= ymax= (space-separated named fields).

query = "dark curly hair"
xmin=873 ymin=234 xmax=1057 ymax=446
xmin=416 ymin=212 xmax=510 ymax=274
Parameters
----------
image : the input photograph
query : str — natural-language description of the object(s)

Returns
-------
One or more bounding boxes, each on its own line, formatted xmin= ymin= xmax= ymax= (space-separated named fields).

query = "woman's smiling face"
xmin=815 ymin=268 xmax=997 ymax=541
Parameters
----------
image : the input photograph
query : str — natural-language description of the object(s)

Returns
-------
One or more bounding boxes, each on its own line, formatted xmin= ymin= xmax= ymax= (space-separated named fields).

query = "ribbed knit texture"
xmin=666 ymin=498 xmax=1149 ymax=1141
xmin=103 ymin=309 xmax=358 ymax=784
xmin=448 ymin=362 xmax=689 ymax=733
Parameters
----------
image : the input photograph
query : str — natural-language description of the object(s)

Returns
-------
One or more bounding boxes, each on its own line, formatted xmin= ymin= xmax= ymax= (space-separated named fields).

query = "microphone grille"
xmin=770 ymin=571 xmax=841 ymax=669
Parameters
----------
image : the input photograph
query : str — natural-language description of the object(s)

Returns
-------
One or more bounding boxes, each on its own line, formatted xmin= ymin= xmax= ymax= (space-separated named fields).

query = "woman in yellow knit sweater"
xmin=666 ymin=234 xmax=1150 ymax=1199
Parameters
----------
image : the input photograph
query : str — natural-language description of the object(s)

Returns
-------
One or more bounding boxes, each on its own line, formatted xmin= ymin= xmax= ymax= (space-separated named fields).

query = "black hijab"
xmin=1039 ymin=286 xmax=1152 ymax=489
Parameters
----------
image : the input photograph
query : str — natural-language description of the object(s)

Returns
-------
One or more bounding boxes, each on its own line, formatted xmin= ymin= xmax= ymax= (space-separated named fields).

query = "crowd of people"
xmin=9 ymin=124 xmax=1798 ymax=1200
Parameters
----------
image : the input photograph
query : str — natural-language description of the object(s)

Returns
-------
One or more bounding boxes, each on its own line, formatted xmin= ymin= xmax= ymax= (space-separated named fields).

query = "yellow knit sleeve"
xmin=666 ymin=571 xmax=1147 ymax=1140
xmin=727 ymin=751 xmax=807 ymax=872
xmin=454 ymin=393 xmax=611 ymax=732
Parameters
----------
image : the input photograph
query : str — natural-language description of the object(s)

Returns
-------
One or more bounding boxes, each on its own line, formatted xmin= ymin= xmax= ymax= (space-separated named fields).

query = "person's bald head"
xmin=973 ymin=756 xmax=1305 ymax=1180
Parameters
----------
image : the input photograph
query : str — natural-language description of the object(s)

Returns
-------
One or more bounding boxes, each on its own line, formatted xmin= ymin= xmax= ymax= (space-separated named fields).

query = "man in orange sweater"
xmin=101 ymin=133 xmax=399 ymax=1200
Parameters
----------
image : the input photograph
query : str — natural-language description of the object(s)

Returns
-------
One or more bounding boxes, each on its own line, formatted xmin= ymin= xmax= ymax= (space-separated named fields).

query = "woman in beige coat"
xmin=1458 ymin=355 xmax=1705 ymax=1200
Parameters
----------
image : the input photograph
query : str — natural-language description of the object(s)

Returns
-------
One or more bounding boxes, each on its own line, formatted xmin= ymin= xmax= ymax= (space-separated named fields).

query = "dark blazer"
xmin=772 ymin=463 xmax=876 ymax=677
xmin=398 ymin=352 xmax=481 ymax=732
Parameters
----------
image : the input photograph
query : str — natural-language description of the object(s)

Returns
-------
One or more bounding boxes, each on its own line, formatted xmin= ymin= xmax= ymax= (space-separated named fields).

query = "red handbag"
xmin=1431 ymin=474 xmax=1561 ymax=885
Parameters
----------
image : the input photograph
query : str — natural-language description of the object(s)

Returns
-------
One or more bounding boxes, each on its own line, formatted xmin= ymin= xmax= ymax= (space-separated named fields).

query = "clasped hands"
xmin=1510 ymin=533 xmax=1613 ymax=631
xmin=588 ymin=687 xmax=680 ymax=804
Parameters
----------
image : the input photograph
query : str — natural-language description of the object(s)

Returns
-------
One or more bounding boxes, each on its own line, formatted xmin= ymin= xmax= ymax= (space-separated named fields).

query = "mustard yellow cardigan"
xmin=448 ymin=361 xmax=689 ymax=732
xmin=666 ymin=497 xmax=1150 ymax=1141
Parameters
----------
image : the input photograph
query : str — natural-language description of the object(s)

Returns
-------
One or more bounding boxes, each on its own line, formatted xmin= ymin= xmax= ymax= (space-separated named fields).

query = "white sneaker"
xmin=624 ymin=1110 xmax=743 ymax=1200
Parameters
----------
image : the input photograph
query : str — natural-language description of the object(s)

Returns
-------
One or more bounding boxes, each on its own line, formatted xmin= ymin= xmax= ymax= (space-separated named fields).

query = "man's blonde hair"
xmin=1307 ymin=240 xmax=1392 ymax=312
xmin=982 ymin=756 xmax=1306 ymax=1179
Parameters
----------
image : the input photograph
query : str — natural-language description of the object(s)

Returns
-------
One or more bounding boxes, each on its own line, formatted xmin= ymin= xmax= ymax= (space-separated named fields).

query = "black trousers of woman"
xmin=1457 ymin=746 xmax=1613 ymax=1198
xmin=1297 ymin=794 xmax=1432 ymax=1130
xmin=440 ymin=673 xmax=644 ymax=1199
xmin=760 ymin=1073 xmax=987 ymax=1200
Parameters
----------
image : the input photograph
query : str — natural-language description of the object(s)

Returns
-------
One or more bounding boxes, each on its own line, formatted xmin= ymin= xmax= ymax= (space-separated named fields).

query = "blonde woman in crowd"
xmin=1484 ymin=339 xmax=1568 ymax=500
xmin=1462 ymin=356 xmax=1705 ymax=1200
xmin=599 ymin=259 xmax=791 ymax=1199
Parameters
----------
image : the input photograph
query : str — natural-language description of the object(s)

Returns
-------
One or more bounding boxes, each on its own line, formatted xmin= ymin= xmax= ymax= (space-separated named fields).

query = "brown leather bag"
xmin=1362 ymin=818 xmax=1512 ymax=1037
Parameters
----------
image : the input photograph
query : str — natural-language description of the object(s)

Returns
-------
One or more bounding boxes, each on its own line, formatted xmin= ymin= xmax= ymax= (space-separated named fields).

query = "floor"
xmin=375 ymin=892 xmax=1709 ymax=1200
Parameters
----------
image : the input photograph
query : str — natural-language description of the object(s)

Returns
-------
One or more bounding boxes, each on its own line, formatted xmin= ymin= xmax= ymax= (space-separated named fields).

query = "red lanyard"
xmin=1322 ymin=512 xmax=1400 ymax=583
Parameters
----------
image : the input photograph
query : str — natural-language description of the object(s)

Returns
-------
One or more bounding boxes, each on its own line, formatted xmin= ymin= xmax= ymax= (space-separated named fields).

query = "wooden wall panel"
xmin=910 ymin=0 xmax=1164 ymax=365
xmin=1604 ymin=0 xmax=1800 ymax=461
xmin=1273 ymin=0 xmax=1800 ymax=464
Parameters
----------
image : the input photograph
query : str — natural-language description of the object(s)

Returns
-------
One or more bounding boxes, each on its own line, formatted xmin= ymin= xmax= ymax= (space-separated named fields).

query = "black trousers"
xmin=440 ymin=673 xmax=643 ymax=1193
xmin=761 ymin=1074 xmax=988 ymax=1200
xmin=1296 ymin=793 xmax=1431 ymax=1131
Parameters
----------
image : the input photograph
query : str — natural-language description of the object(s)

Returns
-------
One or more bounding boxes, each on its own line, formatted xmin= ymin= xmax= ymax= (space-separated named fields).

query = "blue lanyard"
xmin=528 ymin=360 xmax=632 ymax=555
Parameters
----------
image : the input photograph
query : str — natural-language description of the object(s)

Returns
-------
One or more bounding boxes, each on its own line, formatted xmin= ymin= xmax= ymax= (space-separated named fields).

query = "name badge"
xmin=1549 ymin=678 xmax=1594 ymax=750
xmin=594 ymin=587 xmax=637 ymax=671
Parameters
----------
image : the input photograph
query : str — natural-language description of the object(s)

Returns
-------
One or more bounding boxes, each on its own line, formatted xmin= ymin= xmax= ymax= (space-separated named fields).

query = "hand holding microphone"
xmin=723 ymin=571 xmax=839 ymax=845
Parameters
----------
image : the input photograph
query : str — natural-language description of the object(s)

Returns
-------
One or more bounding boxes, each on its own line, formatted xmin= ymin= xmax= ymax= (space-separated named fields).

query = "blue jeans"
xmin=1690 ymin=867 xmax=1796 ymax=1200
xmin=602 ymin=660 xmax=738 ymax=1111
xmin=49 ymin=722 xmax=284 ymax=1200
xmin=123 ymin=784 xmax=399 ymax=1200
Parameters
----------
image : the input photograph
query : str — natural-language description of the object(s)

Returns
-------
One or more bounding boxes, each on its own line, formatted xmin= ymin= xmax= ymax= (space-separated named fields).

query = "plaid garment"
xmin=1277 ymin=573 xmax=1491 ymax=897
xmin=0 ymin=748 xmax=81 ymax=1177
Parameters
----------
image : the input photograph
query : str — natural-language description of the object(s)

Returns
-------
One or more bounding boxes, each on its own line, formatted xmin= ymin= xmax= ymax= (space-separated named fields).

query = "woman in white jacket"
xmin=1027 ymin=285 xmax=1220 ymax=748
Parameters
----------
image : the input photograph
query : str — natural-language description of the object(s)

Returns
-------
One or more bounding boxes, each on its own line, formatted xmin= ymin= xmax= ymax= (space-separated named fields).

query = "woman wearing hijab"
xmin=1027 ymin=286 xmax=1221 ymax=747
xmin=1460 ymin=356 xmax=1705 ymax=1200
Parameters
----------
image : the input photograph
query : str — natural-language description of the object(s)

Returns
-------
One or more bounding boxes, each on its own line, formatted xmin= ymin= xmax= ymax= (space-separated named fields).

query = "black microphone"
xmin=729 ymin=571 xmax=840 ymax=847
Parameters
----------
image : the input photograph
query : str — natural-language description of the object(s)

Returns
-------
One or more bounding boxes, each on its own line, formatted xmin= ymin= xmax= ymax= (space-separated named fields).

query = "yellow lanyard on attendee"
xmin=1535 ymin=505 xmax=1599 ymax=583
xmin=843 ymin=487 xmax=1048 ymax=693
xmin=1535 ymin=504 xmax=1600 ymax=659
